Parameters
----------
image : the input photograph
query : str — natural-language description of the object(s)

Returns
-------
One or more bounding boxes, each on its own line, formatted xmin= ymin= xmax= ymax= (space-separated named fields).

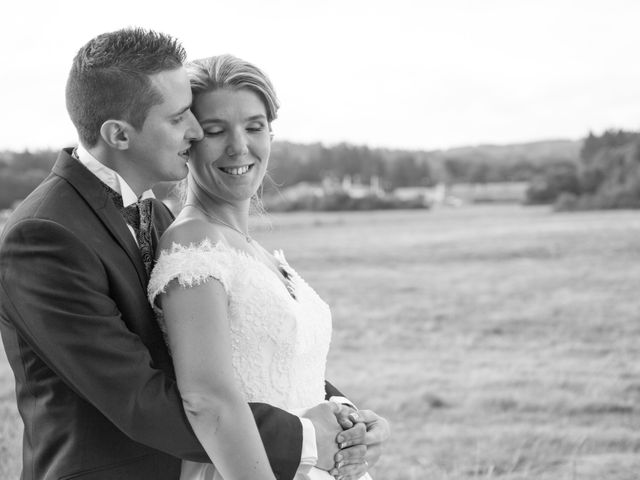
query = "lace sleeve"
xmin=147 ymin=239 xmax=236 ymax=307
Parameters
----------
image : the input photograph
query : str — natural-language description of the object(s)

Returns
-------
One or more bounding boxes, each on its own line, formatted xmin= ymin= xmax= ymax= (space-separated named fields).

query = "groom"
xmin=0 ymin=28 xmax=387 ymax=480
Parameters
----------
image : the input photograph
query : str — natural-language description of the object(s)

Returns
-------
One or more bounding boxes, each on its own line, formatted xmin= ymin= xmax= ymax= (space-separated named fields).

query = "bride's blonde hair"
xmin=187 ymin=54 xmax=279 ymax=122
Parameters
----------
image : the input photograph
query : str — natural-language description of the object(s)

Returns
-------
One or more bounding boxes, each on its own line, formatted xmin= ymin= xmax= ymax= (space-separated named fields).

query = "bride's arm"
xmin=160 ymin=276 xmax=276 ymax=480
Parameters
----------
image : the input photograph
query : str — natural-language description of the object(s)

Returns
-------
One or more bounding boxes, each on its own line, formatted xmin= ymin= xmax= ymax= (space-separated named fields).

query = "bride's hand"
xmin=332 ymin=409 xmax=391 ymax=478
xmin=351 ymin=410 xmax=390 ymax=469
xmin=331 ymin=420 xmax=368 ymax=480
xmin=333 ymin=403 xmax=357 ymax=429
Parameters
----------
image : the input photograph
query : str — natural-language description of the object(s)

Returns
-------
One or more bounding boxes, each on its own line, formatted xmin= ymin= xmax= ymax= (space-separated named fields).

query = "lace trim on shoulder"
xmin=147 ymin=239 xmax=240 ymax=306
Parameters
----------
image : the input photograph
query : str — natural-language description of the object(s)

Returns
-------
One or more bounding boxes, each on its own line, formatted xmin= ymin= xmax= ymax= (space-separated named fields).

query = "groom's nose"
xmin=185 ymin=110 xmax=204 ymax=141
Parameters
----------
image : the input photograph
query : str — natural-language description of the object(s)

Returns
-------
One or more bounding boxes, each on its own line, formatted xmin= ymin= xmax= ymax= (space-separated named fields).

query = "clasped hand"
xmin=303 ymin=402 xmax=390 ymax=480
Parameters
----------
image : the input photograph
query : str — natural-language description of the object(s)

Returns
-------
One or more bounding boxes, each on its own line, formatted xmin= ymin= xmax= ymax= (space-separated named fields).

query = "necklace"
xmin=184 ymin=203 xmax=252 ymax=243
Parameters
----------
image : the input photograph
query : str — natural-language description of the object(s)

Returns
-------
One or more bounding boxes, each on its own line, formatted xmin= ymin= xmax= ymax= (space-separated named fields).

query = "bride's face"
xmin=188 ymin=87 xmax=271 ymax=204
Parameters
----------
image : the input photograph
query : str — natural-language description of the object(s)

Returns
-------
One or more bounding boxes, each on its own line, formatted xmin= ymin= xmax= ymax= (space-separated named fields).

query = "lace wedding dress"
xmin=148 ymin=240 xmax=369 ymax=480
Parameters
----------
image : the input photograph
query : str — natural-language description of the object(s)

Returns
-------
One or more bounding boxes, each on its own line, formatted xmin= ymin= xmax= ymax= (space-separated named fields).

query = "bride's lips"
xmin=218 ymin=164 xmax=255 ymax=176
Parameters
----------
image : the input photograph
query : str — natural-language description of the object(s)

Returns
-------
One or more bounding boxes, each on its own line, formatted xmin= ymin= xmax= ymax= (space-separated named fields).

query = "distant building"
xmin=448 ymin=182 xmax=529 ymax=203
xmin=338 ymin=175 xmax=383 ymax=198
xmin=282 ymin=181 xmax=325 ymax=200
xmin=393 ymin=184 xmax=446 ymax=206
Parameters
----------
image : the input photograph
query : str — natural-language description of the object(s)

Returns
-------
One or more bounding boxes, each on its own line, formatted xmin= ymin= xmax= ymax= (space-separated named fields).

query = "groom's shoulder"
xmin=6 ymin=172 xmax=73 ymax=226
xmin=1 ymin=164 xmax=88 ymax=246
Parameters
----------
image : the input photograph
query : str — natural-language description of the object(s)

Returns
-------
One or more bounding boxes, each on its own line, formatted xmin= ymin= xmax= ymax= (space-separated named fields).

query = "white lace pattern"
xmin=148 ymin=239 xmax=332 ymax=411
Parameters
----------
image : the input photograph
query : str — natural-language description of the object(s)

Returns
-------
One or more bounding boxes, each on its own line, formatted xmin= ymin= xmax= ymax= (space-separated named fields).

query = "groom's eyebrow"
xmin=170 ymin=105 xmax=192 ymax=117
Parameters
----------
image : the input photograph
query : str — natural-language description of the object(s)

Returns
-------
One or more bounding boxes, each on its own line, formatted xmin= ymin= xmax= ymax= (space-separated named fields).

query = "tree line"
xmin=0 ymin=150 xmax=57 ymax=209
xmin=0 ymin=137 xmax=592 ymax=210
xmin=526 ymin=129 xmax=640 ymax=209
xmin=265 ymin=139 xmax=580 ymax=194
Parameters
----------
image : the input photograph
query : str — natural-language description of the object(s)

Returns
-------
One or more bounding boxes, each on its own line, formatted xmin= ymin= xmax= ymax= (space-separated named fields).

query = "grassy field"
xmin=1 ymin=204 xmax=639 ymax=479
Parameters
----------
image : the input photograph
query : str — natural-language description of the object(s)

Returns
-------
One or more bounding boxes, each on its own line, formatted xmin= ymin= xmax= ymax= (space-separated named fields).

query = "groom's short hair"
xmin=65 ymin=27 xmax=186 ymax=147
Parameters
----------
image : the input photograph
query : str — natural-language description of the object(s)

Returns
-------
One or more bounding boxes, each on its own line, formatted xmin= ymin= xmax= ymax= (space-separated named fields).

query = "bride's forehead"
xmin=193 ymin=89 xmax=267 ymax=118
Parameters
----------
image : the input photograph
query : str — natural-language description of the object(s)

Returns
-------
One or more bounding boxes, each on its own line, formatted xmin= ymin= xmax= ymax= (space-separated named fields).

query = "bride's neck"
xmin=185 ymin=177 xmax=249 ymax=232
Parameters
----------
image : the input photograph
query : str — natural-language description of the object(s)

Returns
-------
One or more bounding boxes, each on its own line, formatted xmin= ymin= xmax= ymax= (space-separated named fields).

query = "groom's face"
xmin=126 ymin=67 xmax=203 ymax=186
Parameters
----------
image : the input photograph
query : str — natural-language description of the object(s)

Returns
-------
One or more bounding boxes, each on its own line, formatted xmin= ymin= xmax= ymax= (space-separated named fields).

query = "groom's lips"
xmin=178 ymin=148 xmax=190 ymax=160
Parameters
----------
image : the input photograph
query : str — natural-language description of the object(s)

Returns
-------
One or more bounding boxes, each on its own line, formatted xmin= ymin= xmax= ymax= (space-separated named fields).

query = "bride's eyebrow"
xmin=200 ymin=114 xmax=267 ymax=125
xmin=199 ymin=119 xmax=223 ymax=126
xmin=246 ymin=114 xmax=267 ymax=122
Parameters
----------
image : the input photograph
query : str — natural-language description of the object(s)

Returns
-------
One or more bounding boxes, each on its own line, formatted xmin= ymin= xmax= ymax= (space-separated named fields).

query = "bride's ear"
xmin=100 ymin=120 xmax=132 ymax=150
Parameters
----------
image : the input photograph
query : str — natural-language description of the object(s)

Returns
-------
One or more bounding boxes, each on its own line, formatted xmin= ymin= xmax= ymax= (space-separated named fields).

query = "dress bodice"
xmin=147 ymin=240 xmax=332 ymax=411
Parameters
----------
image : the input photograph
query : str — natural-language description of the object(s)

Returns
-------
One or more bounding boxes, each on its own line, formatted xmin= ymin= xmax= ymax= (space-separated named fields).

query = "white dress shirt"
xmin=75 ymin=145 xmax=154 ymax=245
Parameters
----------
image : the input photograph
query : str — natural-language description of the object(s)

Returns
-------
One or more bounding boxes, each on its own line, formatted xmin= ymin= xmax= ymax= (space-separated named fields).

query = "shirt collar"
xmin=75 ymin=144 xmax=155 ymax=207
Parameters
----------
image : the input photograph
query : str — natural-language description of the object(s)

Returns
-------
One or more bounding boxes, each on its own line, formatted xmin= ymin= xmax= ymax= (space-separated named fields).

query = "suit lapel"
xmin=149 ymin=198 xmax=175 ymax=251
xmin=52 ymin=149 xmax=148 ymax=289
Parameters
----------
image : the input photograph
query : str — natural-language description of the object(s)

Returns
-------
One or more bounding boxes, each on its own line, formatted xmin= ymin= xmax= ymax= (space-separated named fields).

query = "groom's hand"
xmin=300 ymin=402 xmax=342 ymax=470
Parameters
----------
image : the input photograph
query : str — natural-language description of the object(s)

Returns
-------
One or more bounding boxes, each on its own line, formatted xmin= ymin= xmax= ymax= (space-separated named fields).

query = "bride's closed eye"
xmin=203 ymin=128 xmax=224 ymax=136
xmin=246 ymin=122 xmax=266 ymax=133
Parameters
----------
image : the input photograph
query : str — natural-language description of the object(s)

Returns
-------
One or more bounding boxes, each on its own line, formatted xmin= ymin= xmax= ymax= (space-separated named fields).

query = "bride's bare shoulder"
xmin=158 ymin=213 xmax=224 ymax=253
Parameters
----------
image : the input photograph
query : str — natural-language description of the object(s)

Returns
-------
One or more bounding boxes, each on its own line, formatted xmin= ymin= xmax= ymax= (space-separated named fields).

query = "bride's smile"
xmin=218 ymin=164 xmax=254 ymax=175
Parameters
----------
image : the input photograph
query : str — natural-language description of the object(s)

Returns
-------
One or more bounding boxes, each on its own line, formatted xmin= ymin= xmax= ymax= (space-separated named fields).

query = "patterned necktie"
xmin=102 ymin=184 xmax=154 ymax=277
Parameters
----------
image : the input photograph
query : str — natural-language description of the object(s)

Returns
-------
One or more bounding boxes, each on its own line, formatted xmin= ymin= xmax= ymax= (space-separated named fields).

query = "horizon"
xmin=0 ymin=135 xmax=588 ymax=156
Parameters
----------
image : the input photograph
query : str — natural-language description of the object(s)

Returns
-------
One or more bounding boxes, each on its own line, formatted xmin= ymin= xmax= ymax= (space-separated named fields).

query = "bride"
xmin=148 ymin=54 xmax=384 ymax=480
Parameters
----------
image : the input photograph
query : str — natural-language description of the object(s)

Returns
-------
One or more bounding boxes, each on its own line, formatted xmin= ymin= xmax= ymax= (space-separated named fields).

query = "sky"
xmin=1 ymin=0 xmax=639 ymax=152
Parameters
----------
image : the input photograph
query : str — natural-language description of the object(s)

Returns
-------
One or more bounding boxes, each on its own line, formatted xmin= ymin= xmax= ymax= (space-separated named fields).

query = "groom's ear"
xmin=100 ymin=120 xmax=132 ymax=150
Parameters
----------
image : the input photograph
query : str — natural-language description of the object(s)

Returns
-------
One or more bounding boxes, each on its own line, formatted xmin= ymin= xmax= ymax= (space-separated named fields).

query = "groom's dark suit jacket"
xmin=0 ymin=148 xmax=343 ymax=480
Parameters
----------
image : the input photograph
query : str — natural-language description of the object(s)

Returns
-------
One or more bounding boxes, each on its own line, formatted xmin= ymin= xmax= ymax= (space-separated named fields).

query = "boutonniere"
xmin=274 ymin=250 xmax=297 ymax=300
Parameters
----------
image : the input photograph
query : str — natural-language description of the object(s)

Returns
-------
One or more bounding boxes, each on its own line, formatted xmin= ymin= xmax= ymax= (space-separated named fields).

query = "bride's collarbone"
xmin=223 ymin=237 xmax=281 ymax=275
xmin=224 ymin=236 xmax=263 ymax=260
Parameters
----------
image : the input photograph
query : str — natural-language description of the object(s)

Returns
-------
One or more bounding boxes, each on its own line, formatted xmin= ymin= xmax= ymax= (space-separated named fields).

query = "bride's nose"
xmin=226 ymin=130 xmax=249 ymax=157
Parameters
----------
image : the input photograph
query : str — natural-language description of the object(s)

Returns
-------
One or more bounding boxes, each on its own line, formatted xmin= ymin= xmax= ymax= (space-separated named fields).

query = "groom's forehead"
xmin=148 ymin=68 xmax=193 ymax=114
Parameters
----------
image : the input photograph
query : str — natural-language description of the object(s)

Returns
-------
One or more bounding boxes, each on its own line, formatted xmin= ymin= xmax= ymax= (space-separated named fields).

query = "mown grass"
xmin=1 ymin=205 xmax=639 ymax=479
